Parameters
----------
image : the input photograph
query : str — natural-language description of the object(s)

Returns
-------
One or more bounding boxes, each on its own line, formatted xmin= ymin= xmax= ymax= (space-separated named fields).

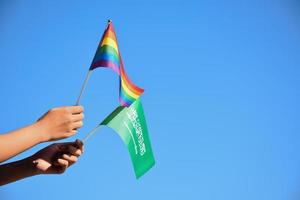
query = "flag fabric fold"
xmin=90 ymin=21 xmax=144 ymax=107
xmin=100 ymin=98 xmax=155 ymax=178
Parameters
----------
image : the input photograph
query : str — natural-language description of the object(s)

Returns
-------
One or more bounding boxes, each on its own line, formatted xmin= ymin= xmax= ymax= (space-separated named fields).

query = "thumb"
xmin=33 ymin=159 xmax=51 ymax=171
xmin=75 ymin=139 xmax=83 ymax=149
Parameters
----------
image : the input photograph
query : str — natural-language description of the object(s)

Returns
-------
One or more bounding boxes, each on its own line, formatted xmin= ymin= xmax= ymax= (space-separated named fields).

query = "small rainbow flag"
xmin=90 ymin=20 xmax=144 ymax=107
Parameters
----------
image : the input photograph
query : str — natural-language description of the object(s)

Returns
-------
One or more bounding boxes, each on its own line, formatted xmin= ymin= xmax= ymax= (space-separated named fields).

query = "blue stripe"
xmin=93 ymin=51 xmax=120 ymax=67
xmin=119 ymin=89 xmax=134 ymax=106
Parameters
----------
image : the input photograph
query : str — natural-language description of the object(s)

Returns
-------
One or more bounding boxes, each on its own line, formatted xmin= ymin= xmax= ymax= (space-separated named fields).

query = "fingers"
xmin=75 ymin=139 xmax=84 ymax=153
xmin=51 ymin=147 xmax=82 ymax=174
xmin=37 ymin=105 xmax=85 ymax=142
xmin=62 ymin=154 xmax=78 ymax=163
xmin=59 ymin=141 xmax=83 ymax=156
xmin=68 ymin=105 xmax=84 ymax=114
xmin=75 ymin=139 xmax=83 ymax=147
xmin=53 ymin=155 xmax=77 ymax=174
xmin=72 ymin=121 xmax=83 ymax=130
xmin=72 ymin=113 xmax=84 ymax=122
xmin=68 ymin=145 xmax=82 ymax=156
xmin=55 ymin=158 xmax=68 ymax=173
xmin=55 ymin=143 xmax=82 ymax=172
xmin=70 ymin=110 xmax=84 ymax=131
xmin=32 ymin=141 xmax=84 ymax=175
xmin=58 ymin=158 xmax=69 ymax=167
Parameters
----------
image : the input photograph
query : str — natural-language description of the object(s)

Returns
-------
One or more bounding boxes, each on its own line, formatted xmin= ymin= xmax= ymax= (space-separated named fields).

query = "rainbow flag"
xmin=90 ymin=21 xmax=144 ymax=107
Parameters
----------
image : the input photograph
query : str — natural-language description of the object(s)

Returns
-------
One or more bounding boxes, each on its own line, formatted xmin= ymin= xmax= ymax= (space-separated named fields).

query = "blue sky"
xmin=0 ymin=0 xmax=300 ymax=199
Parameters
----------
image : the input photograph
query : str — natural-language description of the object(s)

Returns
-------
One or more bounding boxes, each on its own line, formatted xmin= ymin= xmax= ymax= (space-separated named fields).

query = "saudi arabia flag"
xmin=101 ymin=98 xmax=155 ymax=178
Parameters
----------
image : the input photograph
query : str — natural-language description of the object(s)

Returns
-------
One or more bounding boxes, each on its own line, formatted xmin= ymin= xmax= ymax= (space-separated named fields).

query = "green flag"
xmin=101 ymin=98 xmax=155 ymax=178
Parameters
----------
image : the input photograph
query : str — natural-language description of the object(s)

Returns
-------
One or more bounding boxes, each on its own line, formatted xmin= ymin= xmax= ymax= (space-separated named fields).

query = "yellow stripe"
xmin=106 ymin=30 xmax=117 ymax=41
xmin=121 ymin=78 xmax=140 ymax=99
xmin=101 ymin=37 xmax=119 ymax=54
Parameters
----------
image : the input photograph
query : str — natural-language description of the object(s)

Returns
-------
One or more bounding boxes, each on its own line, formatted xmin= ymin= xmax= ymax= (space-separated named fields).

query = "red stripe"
xmin=119 ymin=55 xmax=144 ymax=94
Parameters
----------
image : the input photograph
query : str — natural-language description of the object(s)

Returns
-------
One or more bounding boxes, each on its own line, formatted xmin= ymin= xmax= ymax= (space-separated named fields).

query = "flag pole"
xmin=82 ymin=125 xmax=100 ymax=143
xmin=76 ymin=19 xmax=112 ymax=105
xmin=76 ymin=70 xmax=92 ymax=105
xmin=80 ymin=19 xmax=113 ymax=142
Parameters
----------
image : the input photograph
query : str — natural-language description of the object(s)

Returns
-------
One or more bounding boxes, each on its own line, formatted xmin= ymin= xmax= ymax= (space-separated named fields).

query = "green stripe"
xmin=100 ymin=45 xmax=119 ymax=60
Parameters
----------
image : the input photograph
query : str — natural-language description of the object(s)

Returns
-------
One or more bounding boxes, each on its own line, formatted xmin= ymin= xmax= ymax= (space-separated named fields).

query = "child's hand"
xmin=31 ymin=139 xmax=84 ymax=174
xmin=35 ymin=106 xmax=84 ymax=142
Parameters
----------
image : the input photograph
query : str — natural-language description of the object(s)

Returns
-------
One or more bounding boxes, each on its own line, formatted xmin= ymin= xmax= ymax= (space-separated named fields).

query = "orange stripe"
xmin=120 ymin=65 xmax=144 ymax=95
xmin=104 ymin=30 xmax=117 ymax=44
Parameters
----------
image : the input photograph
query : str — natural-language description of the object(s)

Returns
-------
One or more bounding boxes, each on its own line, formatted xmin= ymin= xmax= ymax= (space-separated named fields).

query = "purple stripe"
xmin=119 ymin=96 xmax=130 ymax=107
xmin=90 ymin=60 xmax=120 ymax=75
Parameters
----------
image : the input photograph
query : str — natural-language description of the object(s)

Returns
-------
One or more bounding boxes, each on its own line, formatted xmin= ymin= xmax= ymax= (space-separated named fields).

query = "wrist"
xmin=32 ymin=121 xmax=50 ymax=143
xmin=6 ymin=156 xmax=42 ymax=180
xmin=0 ymin=156 xmax=40 ymax=186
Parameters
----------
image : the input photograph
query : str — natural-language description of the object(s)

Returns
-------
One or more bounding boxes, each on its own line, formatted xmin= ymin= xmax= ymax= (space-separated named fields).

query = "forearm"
xmin=0 ymin=157 xmax=39 ymax=186
xmin=0 ymin=123 xmax=44 ymax=162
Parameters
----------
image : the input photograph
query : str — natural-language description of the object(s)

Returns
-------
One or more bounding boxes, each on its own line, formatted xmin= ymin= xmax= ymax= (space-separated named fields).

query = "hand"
xmin=0 ymin=140 xmax=84 ymax=186
xmin=35 ymin=106 xmax=84 ymax=142
xmin=31 ymin=140 xmax=84 ymax=174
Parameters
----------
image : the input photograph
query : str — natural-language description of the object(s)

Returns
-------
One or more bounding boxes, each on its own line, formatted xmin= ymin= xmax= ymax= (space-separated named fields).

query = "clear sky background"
xmin=0 ymin=0 xmax=300 ymax=199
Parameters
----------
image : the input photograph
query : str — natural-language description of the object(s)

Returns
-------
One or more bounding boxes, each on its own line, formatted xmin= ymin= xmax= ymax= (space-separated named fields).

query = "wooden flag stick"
xmin=76 ymin=70 xmax=92 ymax=105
